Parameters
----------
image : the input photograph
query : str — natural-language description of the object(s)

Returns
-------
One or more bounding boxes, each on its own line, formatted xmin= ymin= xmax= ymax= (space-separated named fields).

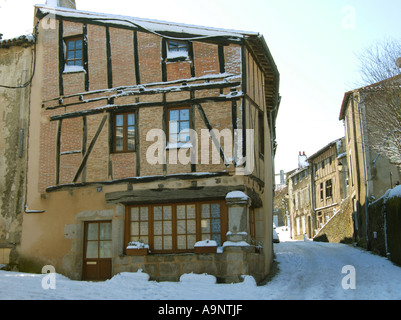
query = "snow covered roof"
xmin=339 ymin=74 xmax=401 ymax=120
xmin=35 ymin=5 xmax=258 ymax=40
xmin=307 ymin=137 xmax=345 ymax=161
xmin=0 ymin=34 xmax=35 ymax=48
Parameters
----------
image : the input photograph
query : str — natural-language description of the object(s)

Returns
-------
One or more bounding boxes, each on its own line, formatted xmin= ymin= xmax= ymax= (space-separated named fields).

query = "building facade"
xmin=340 ymin=86 xmax=401 ymax=249
xmin=287 ymin=153 xmax=312 ymax=240
xmin=18 ymin=2 xmax=280 ymax=283
xmin=308 ymin=138 xmax=347 ymax=234
xmin=0 ymin=35 xmax=34 ymax=268
xmin=287 ymin=140 xmax=347 ymax=241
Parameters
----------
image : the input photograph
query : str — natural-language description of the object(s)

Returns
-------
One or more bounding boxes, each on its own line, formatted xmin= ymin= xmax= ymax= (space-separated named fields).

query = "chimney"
xmin=298 ymin=151 xmax=308 ymax=169
xmin=46 ymin=0 xmax=76 ymax=9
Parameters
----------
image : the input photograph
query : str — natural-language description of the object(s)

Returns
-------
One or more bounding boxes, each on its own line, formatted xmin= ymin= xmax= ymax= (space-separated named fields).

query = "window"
xmin=167 ymin=40 xmax=189 ymax=60
xmin=65 ymin=36 xmax=83 ymax=67
xmin=258 ymin=111 xmax=265 ymax=155
xmin=113 ymin=112 xmax=136 ymax=153
xmin=126 ymin=201 xmax=227 ymax=253
xmin=168 ymin=107 xmax=190 ymax=145
xmin=320 ymin=183 xmax=324 ymax=201
xmin=325 ymin=179 xmax=333 ymax=198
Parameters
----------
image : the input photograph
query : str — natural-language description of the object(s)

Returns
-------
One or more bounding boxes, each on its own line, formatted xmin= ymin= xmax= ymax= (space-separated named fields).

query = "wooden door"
xmin=82 ymin=221 xmax=112 ymax=281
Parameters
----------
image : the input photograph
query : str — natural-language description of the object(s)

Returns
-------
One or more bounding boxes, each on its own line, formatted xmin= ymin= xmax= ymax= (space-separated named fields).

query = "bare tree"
xmin=356 ymin=38 xmax=401 ymax=169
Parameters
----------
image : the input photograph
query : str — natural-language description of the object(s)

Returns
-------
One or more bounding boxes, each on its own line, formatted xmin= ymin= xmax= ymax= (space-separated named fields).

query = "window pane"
xmin=67 ymin=41 xmax=75 ymax=50
xmin=116 ymin=115 xmax=123 ymax=127
xmin=131 ymin=222 xmax=139 ymax=236
xmin=74 ymin=60 xmax=82 ymax=67
xmin=164 ymin=236 xmax=172 ymax=250
xmin=168 ymin=41 xmax=178 ymax=50
xmin=211 ymin=204 xmax=220 ymax=218
xmin=116 ymin=137 xmax=123 ymax=152
xmin=141 ymin=222 xmax=148 ymax=235
xmin=187 ymin=205 xmax=195 ymax=219
xmin=128 ymin=126 xmax=135 ymax=139
xmin=140 ymin=207 xmax=148 ymax=221
xmin=179 ymin=132 xmax=190 ymax=143
xmin=170 ymin=134 xmax=178 ymax=143
xmin=201 ymin=219 xmax=210 ymax=233
xmin=99 ymin=223 xmax=112 ymax=240
xmin=131 ymin=207 xmax=139 ymax=221
xmin=87 ymin=224 xmax=98 ymax=241
xmin=128 ymin=137 xmax=135 ymax=151
xmin=67 ymin=60 xmax=75 ymax=66
xmin=187 ymin=235 xmax=196 ymax=249
xmin=67 ymin=51 xmax=75 ymax=60
xmin=169 ymin=121 xmax=179 ymax=134
xmin=180 ymin=109 xmax=189 ymax=120
xmin=154 ymin=221 xmax=162 ymax=236
xmin=163 ymin=221 xmax=172 ymax=235
xmin=201 ymin=204 xmax=210 ymax=218
xmin=177 ymin=205 xmax=186 ymax=220
xmin=100 ymin=241 xmax=112 ymax=258
xmin=154 ymin=236 xmax=162 ymax=250
xmin=75 ymin=39 xmax=83 ymax=49
xmin=177 ymin=220 xmax=186 ymax=235
xmin=86 ymin=241 xmax=98 ymax=259
xmin=170 ymin=110 xmax=179 ymax=121
xmin=128 ymin=114 xmax=135 ymax=126
xmin=211 ymin=219 xmax=221 ymax=233
xmin=163 ymin=206 xmax=172 ymax=220
xmin=154 ymin=207 xmax=162 ymax=220
xmin=187 ymin=219 xmax=196 ymax=234
xmin=180 ymin=121 xmax=190 ymax=131
xmin=177 ymin=235 xmax=187 ymax=249
xmin=75 ymin=50 xmax=82 ymax=59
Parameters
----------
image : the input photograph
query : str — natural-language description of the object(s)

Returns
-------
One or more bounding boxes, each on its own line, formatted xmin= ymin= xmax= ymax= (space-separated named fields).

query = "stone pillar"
xmin=225 ymin=191 xmax=251 ymax=243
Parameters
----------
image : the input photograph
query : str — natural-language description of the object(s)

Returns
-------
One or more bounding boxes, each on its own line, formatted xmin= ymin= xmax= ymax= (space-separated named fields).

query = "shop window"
xmin=126 ymin=201 xmax=227 ymax=254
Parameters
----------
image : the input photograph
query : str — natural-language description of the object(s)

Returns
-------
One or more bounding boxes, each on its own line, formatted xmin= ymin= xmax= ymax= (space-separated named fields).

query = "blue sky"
xmin=1 ymin=0 xmax=400 ymax=173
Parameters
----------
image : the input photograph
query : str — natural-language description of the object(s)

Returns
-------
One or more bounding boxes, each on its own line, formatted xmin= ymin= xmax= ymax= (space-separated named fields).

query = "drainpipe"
xmin=352 ymin=95 xmax=370 ymax=250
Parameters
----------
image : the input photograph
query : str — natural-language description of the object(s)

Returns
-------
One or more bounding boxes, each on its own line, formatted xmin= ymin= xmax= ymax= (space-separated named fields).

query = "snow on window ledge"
xmin=63 ymin=65 xmax=86 ymax=74
xmin=166 ymin=50 xmax=189 ymax=62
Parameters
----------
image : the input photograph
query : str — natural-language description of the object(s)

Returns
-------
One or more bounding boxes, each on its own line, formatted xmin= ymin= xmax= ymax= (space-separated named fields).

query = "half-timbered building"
xmin=20 ymin=0 xmax=280 ymax=283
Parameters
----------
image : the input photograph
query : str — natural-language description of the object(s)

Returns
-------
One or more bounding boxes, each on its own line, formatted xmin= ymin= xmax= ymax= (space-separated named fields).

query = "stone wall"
xmin=113 ymin=246 xmax=266 ymax=284
xmin=313 ymin=197 xmax=354 ymax=244
xmin=0 ymin=42 xmax=33 ymax=268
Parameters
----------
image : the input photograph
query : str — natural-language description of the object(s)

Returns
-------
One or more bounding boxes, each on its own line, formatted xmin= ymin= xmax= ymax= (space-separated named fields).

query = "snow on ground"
xmin=1 ymin=227 xmax=401 ymax=300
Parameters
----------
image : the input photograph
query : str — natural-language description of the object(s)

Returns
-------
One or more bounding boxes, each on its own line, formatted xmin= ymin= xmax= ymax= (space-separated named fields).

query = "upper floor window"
xmin=167 ymin=40 xmax=189 ymax=60
xmin=168 ymin=107 xmax=190 ymax=145
xmin=325 ymin=179 xmax=333 ymax=198
xmin=65 ymin=36 xmax=83 ymax=67
xmin=113 ymin=112 xmax=136 ymax=153
xmin=258 ymin=111 xmax=265 ymax=156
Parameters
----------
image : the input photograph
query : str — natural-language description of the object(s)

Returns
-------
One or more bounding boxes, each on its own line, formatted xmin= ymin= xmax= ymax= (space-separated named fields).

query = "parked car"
xmin=273 ymin=223 xmax=280 ymax=243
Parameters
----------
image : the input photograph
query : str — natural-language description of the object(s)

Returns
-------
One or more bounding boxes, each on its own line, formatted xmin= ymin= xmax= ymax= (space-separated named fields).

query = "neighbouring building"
xmin=0 ymin=35 xmax=34 ymax=268
xmin=308 ymin=138 xmax=347 ymax=234
xmin=340 ymin=82 xmax=401 ymax=250
xmin=287 ymin=140 xmax=348 ymax=241
xmin=287 ymin=152 xmax=312 ymax=240
xmin=18 ymin=1 xmax=280 ymax=283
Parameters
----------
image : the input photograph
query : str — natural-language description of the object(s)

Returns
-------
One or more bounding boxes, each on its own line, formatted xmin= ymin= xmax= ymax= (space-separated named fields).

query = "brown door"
xmin=82 ymin=221 xmax=112 ymax=281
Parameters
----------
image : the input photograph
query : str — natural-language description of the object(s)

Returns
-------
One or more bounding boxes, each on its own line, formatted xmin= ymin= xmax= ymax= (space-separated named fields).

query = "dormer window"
xmin=167 ymin=40 xmax=189 ymax=60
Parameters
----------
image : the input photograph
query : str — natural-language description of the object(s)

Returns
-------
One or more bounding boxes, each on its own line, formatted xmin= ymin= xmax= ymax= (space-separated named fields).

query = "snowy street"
xmin=1 ymin=228 xmax=401 ymax=300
